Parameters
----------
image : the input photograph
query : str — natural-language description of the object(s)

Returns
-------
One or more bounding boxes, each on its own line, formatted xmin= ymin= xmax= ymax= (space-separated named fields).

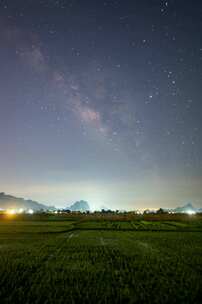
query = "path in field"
xmin=100 ymin=237 xmax=106 ymax=245
xmin=1 ymin=226 xmax=202 ymax=304
xmin=97 ymin=231 xmax=159 ymax=258
xmin=20 ymin=230 xmax=77 ymax=299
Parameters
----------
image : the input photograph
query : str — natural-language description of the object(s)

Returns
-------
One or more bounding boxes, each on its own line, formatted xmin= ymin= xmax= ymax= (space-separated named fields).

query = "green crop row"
xmin=0 ymin=220 xmax=201 ymax=303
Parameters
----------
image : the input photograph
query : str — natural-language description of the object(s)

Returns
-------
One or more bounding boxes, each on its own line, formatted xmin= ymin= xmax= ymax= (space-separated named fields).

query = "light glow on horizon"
xmin=7 ymin=209 xmax=16 ymax=215
xmin=186 ymin=210 xmax=196 ymax=215
xmin=28 ymin=209 xmax=34 ymax=214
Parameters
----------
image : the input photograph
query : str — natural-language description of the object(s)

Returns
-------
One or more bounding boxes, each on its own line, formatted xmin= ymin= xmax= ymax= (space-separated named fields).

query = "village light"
xmin=186 ymin=210 xmax=196 ymax=215
xmin=7 ymin=209 xmax=16 ymax=215
xmin=28 ymin=209 xmax=34 ymax=214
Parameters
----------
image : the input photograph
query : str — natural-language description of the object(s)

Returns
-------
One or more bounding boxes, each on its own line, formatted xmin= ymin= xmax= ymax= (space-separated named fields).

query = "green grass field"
xmin=0 ymin=215 xmax=202 ymax=303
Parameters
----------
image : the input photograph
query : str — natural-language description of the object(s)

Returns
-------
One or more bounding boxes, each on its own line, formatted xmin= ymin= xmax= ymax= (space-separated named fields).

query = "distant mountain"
xmin=0 ymin=192 xmax=54 ymax=211
xmin=100 ymin=205 xmax=109 ymax=211
xmin=173 ymin=203 xmax=196 ymax=213
xmin=67 ymin=200 xmax=90 ymax=212
xmin=162 ymin=203 xmax=201 ymax=214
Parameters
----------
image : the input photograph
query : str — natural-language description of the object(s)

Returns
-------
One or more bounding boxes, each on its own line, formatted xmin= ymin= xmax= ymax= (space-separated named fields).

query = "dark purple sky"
xmin=0 ymin=0 xmax=202 ymax=210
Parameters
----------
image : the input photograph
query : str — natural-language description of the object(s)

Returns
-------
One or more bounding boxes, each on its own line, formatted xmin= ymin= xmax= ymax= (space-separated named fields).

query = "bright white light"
xmin=7 ymin=209 xmax=16 ymax=215
xmin=28 ymin=209 xmax=34 ymax=214
xmin=186 ymin=210 xmax=196 ymax=215
xmin=19 ymin=208 xmax=24 ymax=213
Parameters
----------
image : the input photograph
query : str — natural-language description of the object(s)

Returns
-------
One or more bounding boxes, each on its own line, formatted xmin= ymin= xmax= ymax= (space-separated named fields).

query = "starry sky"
xmin=0 ymin=0 xmax=202 ymax=210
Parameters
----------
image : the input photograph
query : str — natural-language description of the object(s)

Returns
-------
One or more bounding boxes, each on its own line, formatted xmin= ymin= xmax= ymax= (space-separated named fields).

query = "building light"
xmin=186 ymin=210 xmax=195 ymax=215
xmin=28 ymin=209 xmax=34 ymax=214
xmin=7 ymin=209 xmax=16 ymax=215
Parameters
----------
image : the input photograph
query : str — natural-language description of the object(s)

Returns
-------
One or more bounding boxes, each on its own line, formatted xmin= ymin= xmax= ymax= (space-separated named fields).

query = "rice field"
xmin=0 ymin=216 xmax=201 ymax=303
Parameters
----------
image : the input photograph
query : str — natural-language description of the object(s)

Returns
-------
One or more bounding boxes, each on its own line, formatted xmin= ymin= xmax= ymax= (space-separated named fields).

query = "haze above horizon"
xmin=0 ymin=1 xmax=202 ymax=210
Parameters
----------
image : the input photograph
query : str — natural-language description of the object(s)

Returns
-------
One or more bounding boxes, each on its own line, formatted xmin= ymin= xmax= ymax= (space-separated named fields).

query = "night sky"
xmin=0 ymin=0 xmax=202 ymax=210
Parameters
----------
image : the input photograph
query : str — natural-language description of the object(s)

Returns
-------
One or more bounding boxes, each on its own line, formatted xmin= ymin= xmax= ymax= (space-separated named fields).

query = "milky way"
xmin=0 ymin=1 xmax=202 ymax=210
